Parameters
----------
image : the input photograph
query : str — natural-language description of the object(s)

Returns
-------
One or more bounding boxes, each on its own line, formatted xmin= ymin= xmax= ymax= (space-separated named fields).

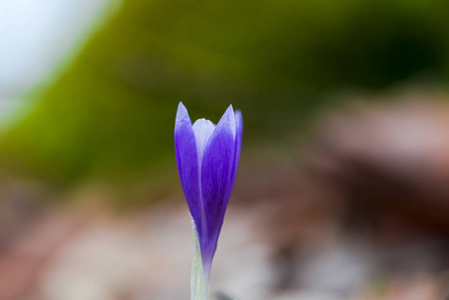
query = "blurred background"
xmin=1 ymin=0 xmax=449 ymax=299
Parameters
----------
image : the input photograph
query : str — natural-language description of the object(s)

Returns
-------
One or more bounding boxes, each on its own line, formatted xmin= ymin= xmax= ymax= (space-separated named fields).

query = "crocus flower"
xmin=175 ymin=102 xmax=242 ymax=300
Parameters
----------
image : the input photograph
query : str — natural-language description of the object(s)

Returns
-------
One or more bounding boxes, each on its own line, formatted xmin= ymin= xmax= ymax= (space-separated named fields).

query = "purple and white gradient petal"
xmin=174 ymin=102 xmax=243 ymax=297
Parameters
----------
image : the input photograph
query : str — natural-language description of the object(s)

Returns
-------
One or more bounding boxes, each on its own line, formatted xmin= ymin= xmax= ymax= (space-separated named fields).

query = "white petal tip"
xmin=176 ymin=102 xmax=191 ymax=124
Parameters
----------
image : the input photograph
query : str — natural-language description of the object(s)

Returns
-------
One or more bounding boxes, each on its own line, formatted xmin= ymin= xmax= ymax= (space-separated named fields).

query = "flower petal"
xmin=174 ymin=102 xmax=202 ymax=227
xmin=192 ymin=118 xmax=216 ymax=166
xmin=199 ymin=105 xmax=236 ymax=264
xmin=232 ymin=110 xmax=243 ymax=182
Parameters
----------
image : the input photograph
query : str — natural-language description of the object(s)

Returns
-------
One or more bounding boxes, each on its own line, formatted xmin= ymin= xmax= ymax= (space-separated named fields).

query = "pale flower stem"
xmin=191 ymin=218 xmax=209 ymax=300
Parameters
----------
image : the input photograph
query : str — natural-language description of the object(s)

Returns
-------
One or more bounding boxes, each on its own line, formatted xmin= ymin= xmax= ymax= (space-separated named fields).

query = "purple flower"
xmin=175 ymin=102 xmax=242 ymax=282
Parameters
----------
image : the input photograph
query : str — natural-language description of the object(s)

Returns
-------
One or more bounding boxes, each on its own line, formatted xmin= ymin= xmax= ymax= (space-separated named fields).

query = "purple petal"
xmin=174 ymin=102 xmax=202 ymax=227
xmin=232 ymin=110 xmax=243 ymax=182
xmin=199 ymin=105 xmax=237 ymax=265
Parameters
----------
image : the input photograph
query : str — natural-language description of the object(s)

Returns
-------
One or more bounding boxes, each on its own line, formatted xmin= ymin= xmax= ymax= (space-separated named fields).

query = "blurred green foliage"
xmin=1 ymin=0 xmax=449 ymax=184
